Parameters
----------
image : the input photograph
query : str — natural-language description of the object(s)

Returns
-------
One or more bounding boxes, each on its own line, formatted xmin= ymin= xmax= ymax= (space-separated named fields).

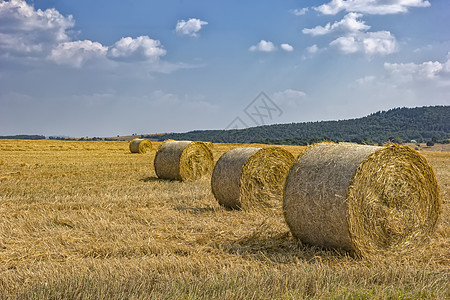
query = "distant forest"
xmin=0 ymin=135 xmax=46 ymax=140
xmin=1 ymin=106 xmax=448 ymax=145
xmin=0 ymin=135 xmax=114 ymax=141
xmin=149 ymin=106 xmax=450 ymax=145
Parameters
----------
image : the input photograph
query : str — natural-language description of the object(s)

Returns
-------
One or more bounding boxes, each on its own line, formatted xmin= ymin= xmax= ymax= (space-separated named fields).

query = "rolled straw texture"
xmin=154 ymin=140 xmax=213 ymax=181
xmin=129 ymin=138 xmax=152 ymax=154
xmin=212 ymin=147 xmax=295 ymax=211
xmin=283 ymin=142 xmax=441 ymax=257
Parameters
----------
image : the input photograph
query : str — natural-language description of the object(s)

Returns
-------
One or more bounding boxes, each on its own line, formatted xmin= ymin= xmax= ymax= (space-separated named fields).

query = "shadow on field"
xmin=174 ymin=206 xmax=218 ymax=214
xmin=219 ymin=230 xmax=352 ymax=263
xmin=140 ymin=176 xmax=169 ymax=183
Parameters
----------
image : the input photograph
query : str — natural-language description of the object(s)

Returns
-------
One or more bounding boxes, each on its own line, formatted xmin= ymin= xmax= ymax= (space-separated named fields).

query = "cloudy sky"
xmin=0 ymin=0 xmax=449 ymax=137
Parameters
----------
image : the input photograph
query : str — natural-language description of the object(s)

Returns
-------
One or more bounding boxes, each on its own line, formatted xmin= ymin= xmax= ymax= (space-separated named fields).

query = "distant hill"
xmin=0 ymin=135 xmax=45 ymax=140
xmin=148 ymin=106 xmax=449 ymax=145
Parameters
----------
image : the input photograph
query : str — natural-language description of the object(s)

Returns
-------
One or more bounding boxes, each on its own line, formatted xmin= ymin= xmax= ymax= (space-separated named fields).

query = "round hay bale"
xmin=283 ymin=142 xmax=441 ymax=258
xmin=205 ymin=142 xmax=214 ymax=150
xmin=129 ymin=138 xmax=152 ymax=154
xmin=154 ymin=140 xmax=213 ymax=181
xmin=212 ymin=147 xmax=295 ymax=211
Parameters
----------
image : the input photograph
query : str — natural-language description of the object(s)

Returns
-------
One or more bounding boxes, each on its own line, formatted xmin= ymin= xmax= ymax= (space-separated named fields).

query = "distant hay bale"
xmin=129 ymin=138 xmax=152 ymax=154
xmin=154 ymin=140 xmax=213 ymax=181
xmin=212 ymin=147 xmax=295 ymax=211
xmin=283 ymin=142 xmax=441 ymax=258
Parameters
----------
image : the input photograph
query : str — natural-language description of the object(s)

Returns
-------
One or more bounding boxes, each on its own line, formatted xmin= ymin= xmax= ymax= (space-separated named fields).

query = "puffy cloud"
xmin=249 ymin=40 xmax=277 ymax=52
xmin=107 ymin=36 xmax=166 ymax=61
xmin=354 ymin=55 xmax=450 ymax=87
xmin=302 ymin=13 xmax=370 ymax=36
xmin=0 ymin=32 xmax=43 ymax=56
xmin=175 ymin=18 xmax=208 ymax=37
xmin=0 ymin=0 xmax=74 ymax=57
xmin=302 ymin=44 xmax=325 ymax=60
xmin=384 ymin=61 xmax=445 ymax=82
xmin=315 ymin=0 xmax=431 ymax=15
xmin=330 ymin=31 xmax=397 ymax=55
xmin=290 ymin=8 xmax=309 ymax=16
xmin=48 ymin=40 xmax=107 ymax=67
xmin=281 ymin=43 xmax=294 ymax=52
xmin=302 ymin=12 xmax=397 ymax=56
xmin=0 ymin=1 xmax=171 ymax=69
xmin=306 ymin=44 xmax=319 ymax=54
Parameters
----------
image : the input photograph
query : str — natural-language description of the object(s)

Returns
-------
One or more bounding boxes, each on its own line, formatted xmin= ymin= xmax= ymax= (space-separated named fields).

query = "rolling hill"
xmin=148 ymin=106 xmax=449 ymax=145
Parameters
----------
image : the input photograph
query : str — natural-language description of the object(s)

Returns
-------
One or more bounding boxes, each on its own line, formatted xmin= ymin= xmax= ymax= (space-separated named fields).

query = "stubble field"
xmin=0 ymin=139 xmax=448 ymax=299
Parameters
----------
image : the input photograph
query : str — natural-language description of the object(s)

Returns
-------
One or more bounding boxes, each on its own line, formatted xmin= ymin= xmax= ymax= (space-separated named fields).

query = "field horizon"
xmin=0 ymin=139 xmax=448 ymax=299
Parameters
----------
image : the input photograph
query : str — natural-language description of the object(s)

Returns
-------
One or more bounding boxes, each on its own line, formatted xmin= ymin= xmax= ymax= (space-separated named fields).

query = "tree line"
xmin=150 ymin=106 xmax=449 ymax=145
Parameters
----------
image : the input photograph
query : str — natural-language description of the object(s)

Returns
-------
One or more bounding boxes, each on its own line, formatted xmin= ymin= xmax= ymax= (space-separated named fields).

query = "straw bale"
xmin=154 ymin=140 xmax=213 ymax=181
xmin=129 ymin=138 xmax=152 ymax=154
xmin=212 ymin=147 xmax=295 ymax=211
xmin=283 ymin=142 xmax=441 ymax=257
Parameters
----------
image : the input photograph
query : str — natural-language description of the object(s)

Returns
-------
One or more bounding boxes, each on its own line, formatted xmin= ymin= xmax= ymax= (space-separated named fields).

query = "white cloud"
xmin=0 ymin=0 xmax=174 ymax=73
xmin=302 ymin=44 xmax=326 ymax=60
xmin=315 ymin=0 xmax=431 ymax=15
xmin=249 ymin=40 xmax=277 ymax=52
xmin=306 ymin=44 xmax=319 ymax=54
xmin=175 ymin=18 xmax=208 ymax=37
xmin=107 ymin=36 xmax=166 ymax=61
xmin=444 ymin=52 xmax=450 ymax=73
xmin=302 ymin=13 xmax=370 ymax=36
xmin=330 ymin=31 xmax=398 ymax=55
xmin=281 ymin=43 xmax=294 ymax=52
xmin=290 ymin=8 xmax=309 ymax=16
xmin=0 ymin=32 xmax=43 ymax=56
xmin=303 ymin=26 xmax=330 ymax=36
xmin=384 ymin=61 xmax=445 ymax=82
xmin=0 ymin=0 xmax=74 ymax=57
xmin=48 ymin=40 xmax=108 ymax=67
xmin=302 ymin=13 xmax=397 ymax=56
xmin=354 ymin=55 xmax=450 ymax=87
xmin=272 ymin=89 xmax=307 ymax=108
xmin=355 ymin=75 xmax=376 ymax=85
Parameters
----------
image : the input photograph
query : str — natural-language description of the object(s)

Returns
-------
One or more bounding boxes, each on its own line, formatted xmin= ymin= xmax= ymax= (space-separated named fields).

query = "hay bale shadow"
xmin=174 ymin=206 xmax=218 ymax=214
xmin=139 ymin=176 xmax=168 ymax=183
xmin=218 ymin=229 xmax=353 ymax=264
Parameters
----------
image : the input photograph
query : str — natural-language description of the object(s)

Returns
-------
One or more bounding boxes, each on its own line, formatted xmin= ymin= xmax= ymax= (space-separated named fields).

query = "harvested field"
xmin=0 ymin=139 xmax=448 ymax=299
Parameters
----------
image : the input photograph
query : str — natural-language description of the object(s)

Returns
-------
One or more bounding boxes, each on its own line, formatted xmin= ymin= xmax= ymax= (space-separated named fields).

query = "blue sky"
xmin=0 ymin=0 xmax=449 ymax=137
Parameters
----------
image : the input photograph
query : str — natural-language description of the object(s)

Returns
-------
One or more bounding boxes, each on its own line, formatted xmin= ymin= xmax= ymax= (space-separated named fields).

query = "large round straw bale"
xmin=129 ymin=138 xmax=152 ymax=154
xmin=212 ymin=147 xmax=295 ymax=211
xmin=283 ymin=142 xmax=441 ymax=257
xmin=154 ymin=140 xmax=213 ymax=181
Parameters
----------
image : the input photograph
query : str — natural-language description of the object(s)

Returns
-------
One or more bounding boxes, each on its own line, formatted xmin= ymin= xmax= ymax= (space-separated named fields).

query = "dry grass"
xmin=0 ymin=139 xmax=448 ymax=299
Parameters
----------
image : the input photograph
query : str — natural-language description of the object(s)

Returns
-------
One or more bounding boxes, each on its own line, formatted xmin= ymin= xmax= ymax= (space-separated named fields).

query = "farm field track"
xmin=0 ymin=139 xmax=448 ymax=299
